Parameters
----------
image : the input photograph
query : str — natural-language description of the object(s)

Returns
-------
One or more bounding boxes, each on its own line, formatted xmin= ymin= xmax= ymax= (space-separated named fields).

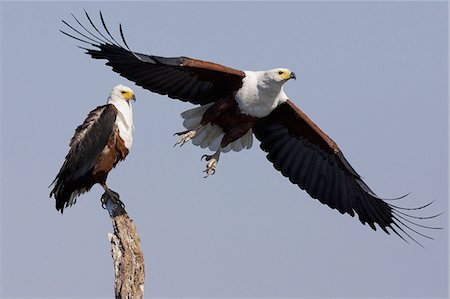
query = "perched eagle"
xmin=60 ymin=11 xmax=438 ymax=244
xmin=50 ymin=84 xmax=135 ymax=213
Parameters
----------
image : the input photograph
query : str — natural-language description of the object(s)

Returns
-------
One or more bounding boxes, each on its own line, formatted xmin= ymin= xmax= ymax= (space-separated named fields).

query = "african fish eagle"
xmin=50 ymin=84 xmax=135 ymax=213
xmin=60 ymin=11 xmax=438 ymax=244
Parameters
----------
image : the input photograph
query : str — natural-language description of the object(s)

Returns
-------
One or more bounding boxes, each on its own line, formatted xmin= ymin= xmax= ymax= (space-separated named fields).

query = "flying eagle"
xmin=50 ymin=84 xmax=135 ymax=213
xmin=60 ymin=11 xmax=438 ymax=244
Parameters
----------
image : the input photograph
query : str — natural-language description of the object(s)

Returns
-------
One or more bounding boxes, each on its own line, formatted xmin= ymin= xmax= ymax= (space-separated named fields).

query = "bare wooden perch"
xmin=103 ymin=193 xmax=145 ymax=299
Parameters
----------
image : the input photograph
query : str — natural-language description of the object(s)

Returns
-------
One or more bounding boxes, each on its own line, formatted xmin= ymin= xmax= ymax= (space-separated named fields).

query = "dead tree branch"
xmin=104 ymin=194 xmax=145 ymax=299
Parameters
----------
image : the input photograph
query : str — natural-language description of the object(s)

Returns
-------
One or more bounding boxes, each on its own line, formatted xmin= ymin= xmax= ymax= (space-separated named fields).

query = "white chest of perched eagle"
xmin=50 ymin=84 xmax=135 ymax=213
xmin=59 ymin=11 xmax=439 ymax=245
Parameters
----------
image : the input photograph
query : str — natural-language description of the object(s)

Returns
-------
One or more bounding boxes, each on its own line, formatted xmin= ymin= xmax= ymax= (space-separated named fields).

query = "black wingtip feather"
xmin=254 ymin=114 xmax=441 ymax=247
xmin=80 ymin=10 xmax=110 ymax=44
xmin=99 ymin=10 xmax=121 ymax=46
xmin=119 ymin=23 xmax=131 ymax=51
xmin=61 ymin=19 xmax=99 ymax=45
xmin=71 ymin=12 xmax=106 ymax=44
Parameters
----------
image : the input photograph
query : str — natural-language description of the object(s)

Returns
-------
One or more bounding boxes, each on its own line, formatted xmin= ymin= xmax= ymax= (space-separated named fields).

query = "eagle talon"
xmin=203 ymin=170 xmax=215 ymax=178
xmin=100 ymin=192 xmax=109 ymax=209
xmin=173 ymin=130 xmax=189 ymax=137
xmin=201 ymin=154 xmax=212 ymax=161
xmin=117 ymin=199 xmax=126 ymax=210
xmin=100 ymin=189 xmax=124 ymax=209
xmin=110 ymin=191 xmax=125 ymax=209
xmin=174 ymin=130 xmax=196 ymax=147
xmin=203 ymin=158 xmax=218 ymax=178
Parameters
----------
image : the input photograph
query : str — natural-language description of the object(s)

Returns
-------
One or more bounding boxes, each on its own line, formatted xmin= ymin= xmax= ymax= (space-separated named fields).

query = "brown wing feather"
xmin=253 ymin=100 xmax=436 ymax=245
xmin=50 ymin=104 xmax=117 ymax=213
xmin=61 ymin=12 xmax=245 ymax=105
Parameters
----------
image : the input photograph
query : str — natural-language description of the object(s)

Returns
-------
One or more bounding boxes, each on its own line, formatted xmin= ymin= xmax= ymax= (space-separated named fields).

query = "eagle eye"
xmin=121 ymin=90 xmax=127 ymax=94
xmin=278 ymin=71 xmax=284 ymax=75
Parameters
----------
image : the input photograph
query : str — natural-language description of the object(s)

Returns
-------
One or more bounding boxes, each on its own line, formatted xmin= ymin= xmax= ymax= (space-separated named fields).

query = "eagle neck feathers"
xmin=107 ymin=95 xmax=134 ymax=150
xmin=234 ymin=70 xmax=288 ymax=118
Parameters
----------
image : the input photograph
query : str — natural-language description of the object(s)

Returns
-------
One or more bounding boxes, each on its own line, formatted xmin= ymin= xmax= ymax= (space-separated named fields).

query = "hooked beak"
xmin=290 ymin=72 xmax=296 ymax=80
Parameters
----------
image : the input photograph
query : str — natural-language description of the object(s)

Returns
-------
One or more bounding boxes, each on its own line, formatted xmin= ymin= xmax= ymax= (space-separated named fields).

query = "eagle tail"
xmin=50 ymin=175 xmax=91 ymax=213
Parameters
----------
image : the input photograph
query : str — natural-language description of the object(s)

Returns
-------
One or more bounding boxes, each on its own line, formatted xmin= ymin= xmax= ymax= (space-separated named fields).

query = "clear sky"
xmin=1 ymin=1 xmax=448 ymax=298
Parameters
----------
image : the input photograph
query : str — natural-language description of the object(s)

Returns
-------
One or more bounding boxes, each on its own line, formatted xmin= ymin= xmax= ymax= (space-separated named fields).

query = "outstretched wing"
xmin=253 ymin=100 xmax=438 ymax=245
xmin=61 ymin=11 xmax=245 ymax=105
xmin=50 ymin=104 xmax=117 ymax=212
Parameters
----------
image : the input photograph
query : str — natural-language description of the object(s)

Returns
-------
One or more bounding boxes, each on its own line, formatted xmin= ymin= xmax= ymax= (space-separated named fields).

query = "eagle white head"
xmin=265 ymin=68 xmax=296 ymax=84
xmin=109 ymin=84 xmax=136 ymax=104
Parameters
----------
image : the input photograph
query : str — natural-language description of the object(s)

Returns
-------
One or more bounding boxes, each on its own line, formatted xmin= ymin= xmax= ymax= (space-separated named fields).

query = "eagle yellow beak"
xmin=122 ymin=90 xmax=136 ymax=102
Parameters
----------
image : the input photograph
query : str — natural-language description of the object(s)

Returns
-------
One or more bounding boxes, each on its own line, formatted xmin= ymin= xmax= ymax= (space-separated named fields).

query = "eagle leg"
xmin=173 ymin=129 xmax=197 ymax=147
xmin=100 ymin=183 xmax=125 ymax=209
xmin=201 ymin=148 xmax=222 ymax=178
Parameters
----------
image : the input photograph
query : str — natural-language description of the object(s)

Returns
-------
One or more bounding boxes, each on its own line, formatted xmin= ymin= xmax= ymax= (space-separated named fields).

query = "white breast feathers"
xmin=108 ymin=96 xmax=134 ymax=149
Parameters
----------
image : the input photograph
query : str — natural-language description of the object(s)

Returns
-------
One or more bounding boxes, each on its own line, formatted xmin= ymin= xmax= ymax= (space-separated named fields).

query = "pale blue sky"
xmin=1 ymin=2 xmax=448 ymax=298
